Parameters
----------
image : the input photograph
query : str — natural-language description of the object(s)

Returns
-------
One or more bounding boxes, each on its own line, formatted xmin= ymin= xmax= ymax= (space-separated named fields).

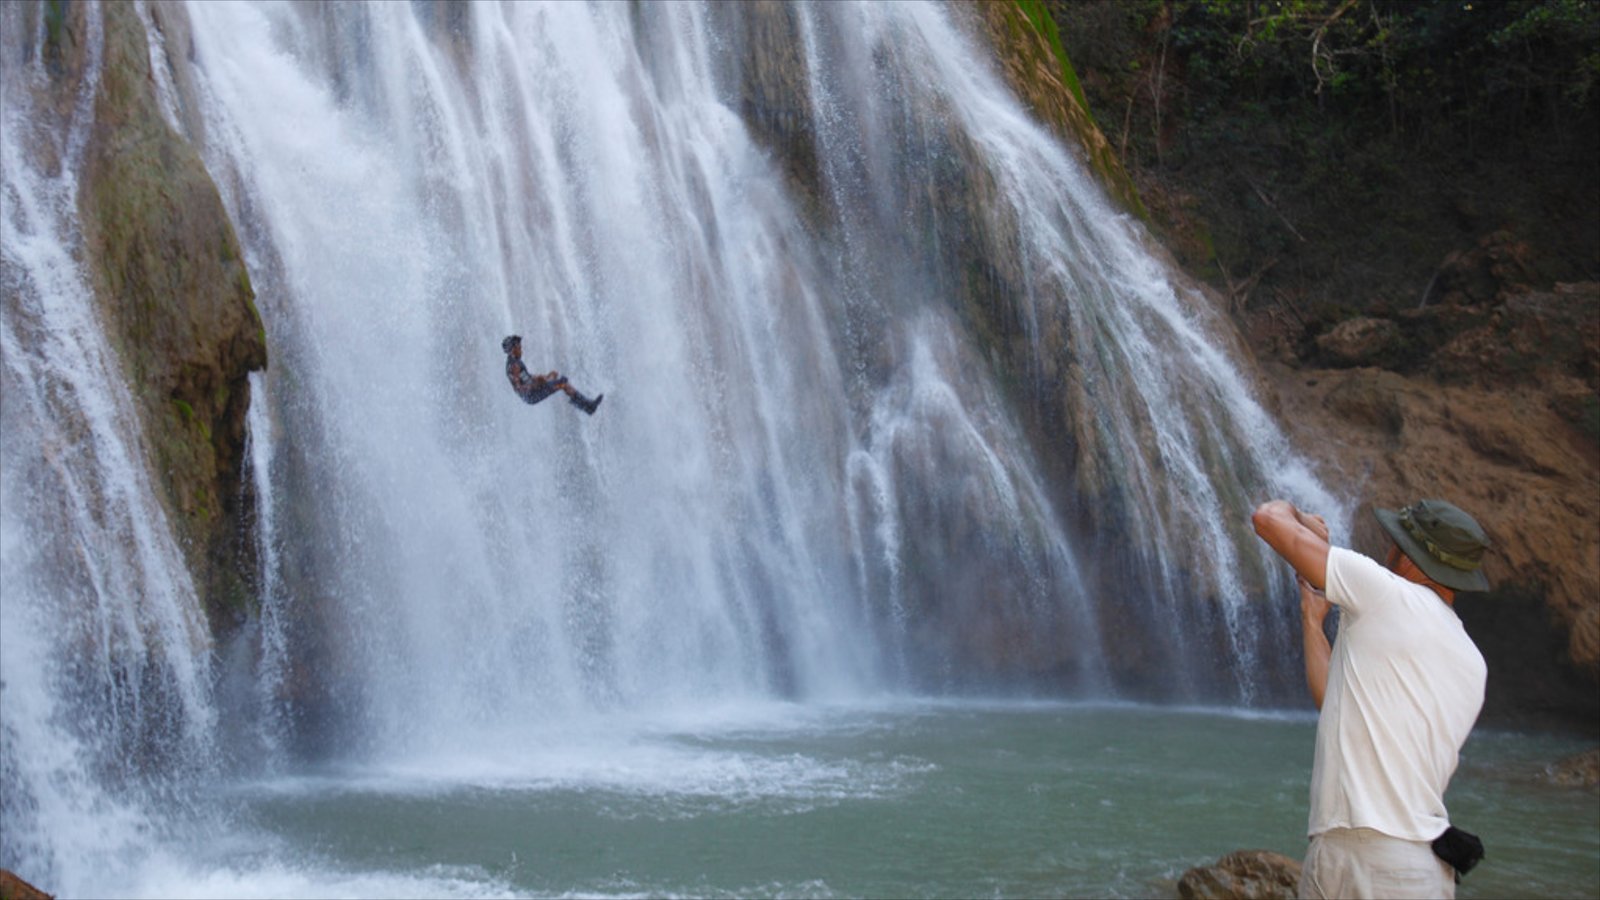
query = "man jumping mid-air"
xmin=502 ymin=334 xmax=602 ymax=415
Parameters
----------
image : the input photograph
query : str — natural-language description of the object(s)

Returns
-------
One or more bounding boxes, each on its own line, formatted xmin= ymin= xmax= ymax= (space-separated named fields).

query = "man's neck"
xmin=1412 ymin=574 xmax=1456 ymax=606
xmin=1395 ymin=557 xmax=1456 ymax=606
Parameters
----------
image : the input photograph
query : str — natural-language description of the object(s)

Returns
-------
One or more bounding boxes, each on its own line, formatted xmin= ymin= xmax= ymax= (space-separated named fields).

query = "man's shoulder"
xmin=1327 ymin=546 xmax=1381 ymax=579
xmin=1325 ymin=546 xmax=1397 ymax=613
xmin=1328 ymin=547 xmax=1464 ymax=628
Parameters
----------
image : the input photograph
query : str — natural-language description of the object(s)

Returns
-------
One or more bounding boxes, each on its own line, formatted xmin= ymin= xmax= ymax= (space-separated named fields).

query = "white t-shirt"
xmin=1309 ymin=546 xmax=1487 ymax=841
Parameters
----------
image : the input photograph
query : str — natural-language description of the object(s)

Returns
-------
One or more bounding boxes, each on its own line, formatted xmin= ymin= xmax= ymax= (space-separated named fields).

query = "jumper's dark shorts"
xmin=507 ymin=355 xmax=561 ymax=404
xmin=519 ymin=381 xmax=560 ymax=404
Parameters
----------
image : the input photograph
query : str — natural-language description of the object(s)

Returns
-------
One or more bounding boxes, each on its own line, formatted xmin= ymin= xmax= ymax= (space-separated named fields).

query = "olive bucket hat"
xmin=1374 ymin=499 xmax=1491 ymax=592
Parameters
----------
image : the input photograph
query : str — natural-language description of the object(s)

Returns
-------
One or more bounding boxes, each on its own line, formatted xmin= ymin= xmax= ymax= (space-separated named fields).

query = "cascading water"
xmin=1 ymin=1 xmax=1351 ymax=894
xmin=1 ymin=4 xmax=217 ymax=889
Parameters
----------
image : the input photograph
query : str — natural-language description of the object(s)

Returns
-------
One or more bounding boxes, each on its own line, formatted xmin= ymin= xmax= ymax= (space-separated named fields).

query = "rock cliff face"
xmin=21 ymin=0 xmax=267 ymax=631
xmin=710 ymin=2 xmax=1600 ymax=721
xmin=962 ymin=2 xmax=1597 ymax=730
xmin=1257 ymin=282 xmax=1599 ymax=730
xmin=961 ymin=1 xmax=1144 ymax=220
xmin=0 ymin=868 xmax=53 ymax=900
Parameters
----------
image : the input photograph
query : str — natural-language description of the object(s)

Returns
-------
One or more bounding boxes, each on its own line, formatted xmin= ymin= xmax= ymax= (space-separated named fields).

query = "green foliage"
xmin=1054 ymin=0 xmax=1599 ymax=317
xmin=1008 ymin=1 xmax=1150 ymax=219
xmin=1161 ymin=0 xmax=1600 ymax=141
xmin=1486 ymin=0 xmax=1600 ymax=108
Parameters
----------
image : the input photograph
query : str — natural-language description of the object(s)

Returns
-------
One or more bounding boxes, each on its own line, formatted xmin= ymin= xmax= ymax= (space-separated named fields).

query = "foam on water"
xmin=100 ymin=844 xmax=518 ymax=900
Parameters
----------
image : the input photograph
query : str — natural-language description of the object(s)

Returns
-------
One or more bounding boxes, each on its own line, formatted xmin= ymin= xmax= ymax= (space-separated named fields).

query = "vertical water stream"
xmin=2 ymin=4 xmax=216 ymax=888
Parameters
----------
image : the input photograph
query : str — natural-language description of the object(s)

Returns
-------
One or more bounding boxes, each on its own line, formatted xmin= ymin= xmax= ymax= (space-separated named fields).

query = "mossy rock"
xmin=64 ymin=1 xmax=268 ymax=631
xmin=963 ymin=0 xmax=1148 ymax=221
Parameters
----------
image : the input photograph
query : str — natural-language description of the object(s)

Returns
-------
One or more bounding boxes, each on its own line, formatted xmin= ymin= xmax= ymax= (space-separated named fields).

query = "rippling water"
xmin=68 ymin=703 xmax=1596 ymax=899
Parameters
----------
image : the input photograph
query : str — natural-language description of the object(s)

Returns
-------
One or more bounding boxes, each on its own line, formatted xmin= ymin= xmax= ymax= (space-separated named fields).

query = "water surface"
xmin=123 ymin=703 xmax=1598 ymax=899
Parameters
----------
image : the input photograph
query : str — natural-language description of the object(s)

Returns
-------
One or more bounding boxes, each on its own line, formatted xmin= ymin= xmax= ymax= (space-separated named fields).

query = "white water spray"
xmin=1 ymin=1 xmax=1346 ymax=891
xmin=2 ymin=4 xmax=218 ymax=891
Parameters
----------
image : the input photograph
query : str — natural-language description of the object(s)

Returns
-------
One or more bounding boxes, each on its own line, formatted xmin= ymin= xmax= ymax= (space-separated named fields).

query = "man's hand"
xmin=1299 ymin=575 xmax=1330 ymax=626
xmin=1297 ymin=509 xmax=1329 ymax=543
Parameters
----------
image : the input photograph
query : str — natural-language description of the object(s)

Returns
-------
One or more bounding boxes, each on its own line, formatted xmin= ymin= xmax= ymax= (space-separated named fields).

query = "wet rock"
xmin=31 ymin=1 xmax=269 ymax=631
xmin=708 ymin=1 xmax=823 ymax=223
xmin=1541 ymin=748 xmax=1600 ymax=787
xmin=1177 ymin=849 xmax=1301 ymax=900
xmin=960 ymin=0 xmax=1145 ymax=219
xmin=0 ymin=869 xmax=53 ymax=900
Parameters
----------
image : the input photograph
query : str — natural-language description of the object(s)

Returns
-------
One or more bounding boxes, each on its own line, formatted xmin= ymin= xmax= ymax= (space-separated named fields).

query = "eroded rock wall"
xmin=964 ymin=1 xmax=1598 ymax=729
xmin=1261 ymin=287 xmax=1599 ymax=731
xmin=20 ymin=0 xmax=268 ymax=631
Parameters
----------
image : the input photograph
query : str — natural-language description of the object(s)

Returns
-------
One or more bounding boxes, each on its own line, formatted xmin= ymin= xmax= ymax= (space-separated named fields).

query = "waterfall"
xmin=2 ymin=0 xmax=1345 ymax=890
xmin=1 ymin=4 xmax=217 ymax=889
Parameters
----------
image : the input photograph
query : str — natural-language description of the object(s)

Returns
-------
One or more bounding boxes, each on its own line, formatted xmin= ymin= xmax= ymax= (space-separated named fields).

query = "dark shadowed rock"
xmin=1314 ymin=316 xmax=1403 ymax=368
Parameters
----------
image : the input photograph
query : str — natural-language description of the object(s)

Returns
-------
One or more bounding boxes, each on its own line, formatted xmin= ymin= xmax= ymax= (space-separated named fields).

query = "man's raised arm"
xmin=1252 ymin=499 xmax=1332 ymax=590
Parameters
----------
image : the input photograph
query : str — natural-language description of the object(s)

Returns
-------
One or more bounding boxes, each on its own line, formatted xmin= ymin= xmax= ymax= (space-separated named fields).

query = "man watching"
xmin=1252 ymin=497 xmax=1491 ymax=899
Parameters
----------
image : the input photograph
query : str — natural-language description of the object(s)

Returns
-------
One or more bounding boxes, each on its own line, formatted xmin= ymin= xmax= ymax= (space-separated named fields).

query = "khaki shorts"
xmin=1300 ymin=827 xmax=1456 ymax=900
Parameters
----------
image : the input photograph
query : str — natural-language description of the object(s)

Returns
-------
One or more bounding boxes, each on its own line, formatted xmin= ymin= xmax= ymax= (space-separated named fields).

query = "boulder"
xmin=1428 ymin=229 xmax=1539 ymax=307
xmin=1541 ymin=748 xmax=1600 ymax=787
xmin=0 ymin=870 xmax=52 ymax=900
xmin=1429 ymin=282 xmax=1600 ymax=389
xmin=1177 ymin=849 xmax=1301 ymax=900
xmin=1314 ymin=316 xmax=1403 ymax=368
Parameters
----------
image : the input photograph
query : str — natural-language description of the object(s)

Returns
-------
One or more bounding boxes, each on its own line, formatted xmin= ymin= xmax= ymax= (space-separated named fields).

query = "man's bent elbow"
xmin=1252 ymin=498 xmax=1331 ymax=588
